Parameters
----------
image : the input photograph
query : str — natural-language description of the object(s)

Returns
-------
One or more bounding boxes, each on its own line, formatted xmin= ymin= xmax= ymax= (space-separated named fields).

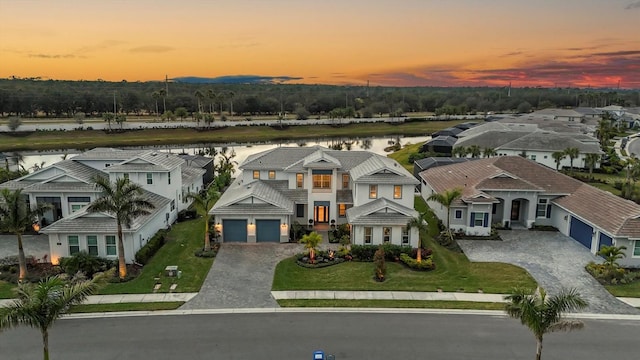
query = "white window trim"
xmin=633 ymin=240 xmax=640 ymax=258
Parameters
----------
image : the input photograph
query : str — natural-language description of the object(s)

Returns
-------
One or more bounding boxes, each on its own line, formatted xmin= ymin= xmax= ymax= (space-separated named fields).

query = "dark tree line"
xmin=0 ymin=78 xmax=638 ymax=119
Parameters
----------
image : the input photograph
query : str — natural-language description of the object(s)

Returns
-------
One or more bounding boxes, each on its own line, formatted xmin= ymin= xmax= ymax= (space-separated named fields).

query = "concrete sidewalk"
xmin=1 ymin=291 xmax=638 ymax=309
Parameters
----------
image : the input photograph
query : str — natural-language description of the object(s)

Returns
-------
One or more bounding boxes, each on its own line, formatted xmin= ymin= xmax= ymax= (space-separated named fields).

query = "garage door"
xmin=223 ymin=219 xmax=247 ymax=242
xmin=598 ymin=233 xmax=613 ymax=252
xmin=569 ymin=217 xmax=593 ymax=249
xmin=256 ymin=219 xmax=280 ymax=243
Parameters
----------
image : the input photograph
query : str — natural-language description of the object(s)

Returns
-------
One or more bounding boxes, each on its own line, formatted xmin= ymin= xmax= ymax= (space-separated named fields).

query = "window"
xmin=146 ymin=173 xmax=153 ymax=184
xmin=168 ymin=172 xmax=171 ymax=185
xmin=536 ymin=199 xmax=550 ymax=218
xmin=393 ymin=185 xmax=402 ymax=199
xmin=364 ymin=227 xmax=372 ymax=244
xmin=105 ymin=236 xmax=116 ymax=256
xmin=87 ymin=235 xmax=98 ymax=256
xmin=296 ymin=204 xmax=305 ymax=218
xmin=470 ymin=212 xmax=488 ymax=227
xmin=634 ymin=241 xmax=640 ymax=257
xmin=268 ymin=170 xmax=276 ymax=179
xmin=71 ymin=204 xmax=83 ymax=213
xmin=530 ymin=155 xmax=537 ymax=161
xmin=296 ymin=173 xmax=304 ymax=188
xmin=383 ymin=227 xmax=391 ymax=243
xmin=342 ymin=174 xmax=350 ymax=189
xmin=68 ymin=196 xmax=90 ymax=202
xmin=123 ymin=173 xmax=129 ymax=180
xmin=338 ymin=203 xmax=346 ymax=217
xmin=313 ymin=174 xmax=331 ymax=189
xmin=171 ymin=200 xmax=175 ymax=211
xmin=455 ymin=209 xmax=462 ymax=219
xmin=253 ymin=170 xmax=260 ymax=179
xmin=68 ymin=235 xmax=79 ymax=255
xmin=369 ymin=184 xmax=378 ymax=199
xmin=401 ymin=226 xmax=409 ymax=244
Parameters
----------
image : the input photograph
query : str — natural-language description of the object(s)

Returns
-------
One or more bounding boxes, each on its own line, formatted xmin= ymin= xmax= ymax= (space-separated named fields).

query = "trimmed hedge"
xmin=399 ymin=253 xmax=435 ymax=271
xmin=60 ymin=252 xmax=116 ymax=277
xmin=351 ymin=244 xmax=414 ymax=262
xmin=134 ymin=229 xmax=168 ymax=265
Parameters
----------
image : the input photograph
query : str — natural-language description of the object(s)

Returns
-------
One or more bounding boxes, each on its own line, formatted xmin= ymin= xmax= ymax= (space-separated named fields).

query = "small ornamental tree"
xmin=300 ymin=232 xmax=322 ymax=263
xmin=373 ymin=246 xmax=386 ymax=281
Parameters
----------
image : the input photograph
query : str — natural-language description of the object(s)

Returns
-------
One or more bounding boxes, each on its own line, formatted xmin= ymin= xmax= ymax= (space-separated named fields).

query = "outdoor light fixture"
xmin=32 ymin=222 xmax=40 ymax=232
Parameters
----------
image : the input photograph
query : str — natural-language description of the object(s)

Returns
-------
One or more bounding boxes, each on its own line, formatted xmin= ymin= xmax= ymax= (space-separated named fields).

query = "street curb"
xmin=61 ymin=307 xmax=640 ymax=321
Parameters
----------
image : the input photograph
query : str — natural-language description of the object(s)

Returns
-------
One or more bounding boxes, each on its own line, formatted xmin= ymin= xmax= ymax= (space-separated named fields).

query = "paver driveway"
xmin=180 ymin=243 xmax=300 ymax=309
xmin=458 ymin=230 xmax=639 ymax=314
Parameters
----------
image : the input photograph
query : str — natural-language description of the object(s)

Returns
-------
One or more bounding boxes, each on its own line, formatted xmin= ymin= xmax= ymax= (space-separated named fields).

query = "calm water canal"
xmin=19 ymin=135 xmax=431 ymax=171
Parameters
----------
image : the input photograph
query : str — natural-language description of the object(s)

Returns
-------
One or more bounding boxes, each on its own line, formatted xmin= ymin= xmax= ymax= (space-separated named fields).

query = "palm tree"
xmin=87 ymin=177 xmax=154 ymax=279
xmin=206 ymin=89 xmax=216 ymax=113
xmin=597 ymin=245 xmax=626 ymax=269
xmin=505 ymin=287 xmax=588 ymax=360
xmin=300 ymin=231 xmax=322 ymax=263
xmin=452 ymin=146 xmax=467 ymax=158
xmin=227 ymin=90 xmax=235 ymax=116
xmin=0 ymin=189 xmax=51 ymax=282
xmin=0 ymin=275 xmax=98 ymax=360
xmin=427 ymin=188 xmax=462 ymax=245
xmin=564 ymin=147 xmax=580 ymax=171
xmin=406 ymin=213 xmax=428 ymax=263
xmin=158 ymin=88 xmax=167 ymax=114
xmin=552 ymin=151 xmax=566 ymax=171
xmin=482 ymin=147 xmax=497 ymax=158
xmin=102 ymin=112 xmax=114 ymax=131
xmin=151 ymin=91 xmax=160 ymax=119
xmin=467 ymin=145 xmax=482 ymax=158
xmin=186 ymin=185 xmax=220 ymax=252
xmin=583 ymin=153 xmax=600 ymax=178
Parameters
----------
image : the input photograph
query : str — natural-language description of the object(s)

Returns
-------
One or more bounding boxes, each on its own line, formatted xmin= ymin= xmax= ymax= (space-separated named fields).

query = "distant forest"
xmin=0 ymin=79 xmax=638 ymax=119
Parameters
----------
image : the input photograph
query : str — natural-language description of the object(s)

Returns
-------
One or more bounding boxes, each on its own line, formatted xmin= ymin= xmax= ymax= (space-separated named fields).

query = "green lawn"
xmin=387 ymin=142 xmax=423 ymax=172
xmin=0 ymin=281 xmax=16 ymax=299
xmin=605 ymin=280 xmax=640 ymax=297
xmin=69 ymin=301 xmax=184 ymax=313
xmin=277 ymin=299 xmax=504 ymax=310
xmin=99 ymin=217 xmax=213 ymax=294
xmin=273 ymin=196 xmax=536 ymax=294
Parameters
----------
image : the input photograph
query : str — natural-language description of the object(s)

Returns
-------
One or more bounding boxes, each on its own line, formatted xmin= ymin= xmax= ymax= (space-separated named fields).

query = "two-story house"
xmin=0 ymin=148 xmax=206 ymax=264
xmin=210 ymin=146 xmax=420 ymax=247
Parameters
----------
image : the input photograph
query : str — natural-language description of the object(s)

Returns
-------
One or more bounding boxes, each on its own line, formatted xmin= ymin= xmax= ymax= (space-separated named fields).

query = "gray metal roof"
xmin=106 ymin=151 xmax=184 ymax=172
xmin=454 ymin=131 xmax=531 ymax=149
xmin=356 ymin=173 xmax=418 ymax=185
xmin=346 ymin=198 xmax=417 ymax=225
xmin=262 ymin=180 xmax=308 ymax=204
xmin=211 ymin=203 xmax=292 ymax=215
xmin=302 ymin=149 xmax=341 ymax=168
xmin=212 ymin=179 xmax=293 ymax=212
xmin=40 ymin=190 xmax=171 ymax=234
xmin=181 ymin=166 xmax=206 ymax=185
xmin=350 ymin=155 xmax=417 ymax=184
xmin=178 ymin=154 xmax=213 ymax=168
xmin=499 ymin=131 xmax=602 ymax=153
xmin=72 ymin=148 xmax=145 ymax=161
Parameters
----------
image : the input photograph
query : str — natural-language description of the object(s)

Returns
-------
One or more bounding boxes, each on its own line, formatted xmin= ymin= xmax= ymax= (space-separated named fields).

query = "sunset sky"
xmin=1 ymin=0 xmax=639 ymax=88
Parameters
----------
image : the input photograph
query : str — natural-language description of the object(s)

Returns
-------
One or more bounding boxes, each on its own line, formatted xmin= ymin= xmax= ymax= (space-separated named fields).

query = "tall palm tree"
xmin=0 ymin=275 xmax=98 ymax=360
xmin=87 ymin=177 xmax=154 ymax=279
xmin=564 ymin=147 xmax=580 ymax=171
xmin=0 ymin=189 xmax=51 ymax=282
xmin=151 ymin=91 xmax=160 ymax=119
xmin=451 ymin=146 xmax=467 ymax=158
xmin=583 ymin=153 xmax=600 ymax=178
xmin=206 ymin=89 xmax=216 ymax=113
xmin=186 ymin=185 xmax=220 ymax=252
xmin=552 ymin=151 xmax=566 ymax=171
xmin=427 ymin=188 xmax=462 ymax=245
xmin=300 ymin=232 xmax=322 ymax=263
xmin=227 ymin=90 xmax=235 ymax=116
xmin=158 ymin=88 xmax=167 ymax=115
xmin=482 ymin=147 xmax=497 ymax=158
xmin=467 ymin=145 xmax=482 ymax=158
xmin=505 ymin=287 xmax=588 ymax=360
xmin=406 ymin=213 xmax=428 ymax=263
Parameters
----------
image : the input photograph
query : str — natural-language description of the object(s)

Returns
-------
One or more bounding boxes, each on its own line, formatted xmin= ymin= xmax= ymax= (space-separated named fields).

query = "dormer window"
xmin=393 ymin=185 xmax=402 ymax=199
xmin=253 ymin=170 xmax=260 ymax=179
xmin=146 ymin=173 xmax=153 ymax=184
xmin=268 ymin=170 xmax=276 ymax=179
xmin=369 ymin=184 xmax=377 ymax=199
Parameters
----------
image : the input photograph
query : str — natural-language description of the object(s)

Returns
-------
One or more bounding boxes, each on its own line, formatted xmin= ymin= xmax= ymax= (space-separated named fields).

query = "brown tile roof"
xmin=476 ymin=177 xmax=541 ymax=191
xmin=553 ymin=185 xmax=640 ymax=237
xmin=491 ymin=156 xmax=583 ymax=194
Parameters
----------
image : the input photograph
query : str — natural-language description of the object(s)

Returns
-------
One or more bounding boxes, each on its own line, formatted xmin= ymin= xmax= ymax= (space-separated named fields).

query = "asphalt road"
xmin=0 ymin=312 xmax=637 ymax=360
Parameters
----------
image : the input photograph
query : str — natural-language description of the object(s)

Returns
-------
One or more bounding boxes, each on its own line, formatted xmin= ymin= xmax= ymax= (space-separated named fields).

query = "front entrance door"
xmin=510 ymin=200 xmax=520 ymax=221
xmin=314 ymin=205 xmax=329 ymax=223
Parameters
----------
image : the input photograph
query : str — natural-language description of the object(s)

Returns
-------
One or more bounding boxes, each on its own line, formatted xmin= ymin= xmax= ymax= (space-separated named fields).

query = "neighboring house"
xmin=413 ymin=157 xmax=472 ymax=185
xmin=454 ymin=129 xmax=603 ymax=170
xmin=210 ymin=146 xmax=420 ymax=247
xmin=419 ymin=156 xmax=640 ymax=267
xmin=0 ymin=153 xmax=20 ymax=172
xmin=0 ymin=147 xmax=206 ymax=264
xmin=529 ymin=108 xmax=586 ymax=122
xmin=420 ymin=136 xmax=457 ymax=155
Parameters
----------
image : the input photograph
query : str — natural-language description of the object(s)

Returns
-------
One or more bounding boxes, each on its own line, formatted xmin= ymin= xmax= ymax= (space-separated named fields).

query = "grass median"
xmin=277 ymin=299 xmax=504 ymax=310
xmin=69 ymin=301 xmax=184 ymax=313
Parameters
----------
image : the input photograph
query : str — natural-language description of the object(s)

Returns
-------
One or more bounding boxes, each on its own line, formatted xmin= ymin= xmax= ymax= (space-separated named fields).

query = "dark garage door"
xmin=223 ymin=219 xmax=247 ymax=242
xmin=569 ymin=217 xmax=593 ymax=249
xmin=256 ymin=219 xmax=280 ymax=243
xmin=598 ymin=233 xmax=613 ymax=252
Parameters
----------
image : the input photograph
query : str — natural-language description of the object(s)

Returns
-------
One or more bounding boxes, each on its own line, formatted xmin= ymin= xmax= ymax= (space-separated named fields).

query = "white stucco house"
xmin=210 ymin=146 xmax=420 ymax=247
xmin=0 ymin=148 xmax=206 ymax=264
xmin=420 ymin=156 xmax=640 ymax=267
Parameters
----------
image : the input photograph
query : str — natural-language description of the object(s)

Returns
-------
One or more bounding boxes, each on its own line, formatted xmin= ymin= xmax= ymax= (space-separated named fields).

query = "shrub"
xmin=134 ymin=229 xmax=168 ymax=265
xmin=194 ymin=243 xmax=220 ymax=258
xmin=351 ymin=244 xmax=414 ymax=262
xmin=585 ymin=262 xmax=627 ymax=284
xmin=411 ymin=248 xmax=433 ymax=259
xmin=399 ymin=253 xmax=435 ymax=271
xmin=59 ymin=252 xmax=115 ymax=278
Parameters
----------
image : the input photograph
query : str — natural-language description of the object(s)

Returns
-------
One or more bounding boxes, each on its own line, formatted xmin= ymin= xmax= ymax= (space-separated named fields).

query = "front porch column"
xmin=502 ymin=202 xmax=511 ymax=227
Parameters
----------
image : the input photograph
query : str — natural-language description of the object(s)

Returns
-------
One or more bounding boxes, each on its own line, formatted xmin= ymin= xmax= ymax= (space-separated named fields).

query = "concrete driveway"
xmin=458 ymin=230 xmax=639 ymax=315
xmin=180 ymin=243 xmax=301 ymax=310
xmin=0 ymin=234 xmax=50 ymax=262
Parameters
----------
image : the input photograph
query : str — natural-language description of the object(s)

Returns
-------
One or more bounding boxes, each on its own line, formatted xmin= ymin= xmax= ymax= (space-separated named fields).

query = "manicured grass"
xmin=387 ymin=142 xmax=423 ymax=172
xmin=0 ymin=281 xmax=16 ymax=299
xmin=589 ymin=182 xmax=622 ymax=196
xmin=277 ymin=299 xmax=504 ymax=310
xmin=68 ymin=301 xmax=184 ymax=313
xmin=605 ymin=281 xmax=640 ymax=297
xmin=99 ymin=217 xmax=213 ymax=294
xmin=0 ymin=120 xmax=464 ymax=152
